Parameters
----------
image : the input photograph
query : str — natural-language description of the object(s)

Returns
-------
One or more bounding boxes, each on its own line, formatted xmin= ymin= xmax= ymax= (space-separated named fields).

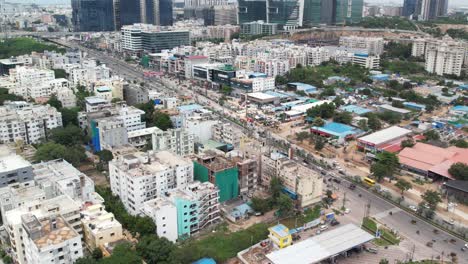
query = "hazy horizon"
xmin=5 ymin=0 xmax=468 ymax=8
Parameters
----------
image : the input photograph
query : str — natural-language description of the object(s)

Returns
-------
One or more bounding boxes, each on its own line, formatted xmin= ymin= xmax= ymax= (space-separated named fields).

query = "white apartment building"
xmin=4 ymin=195 xmax=82 ymax=264
xmin=339 ymin=36 xmax=384 ymax=55
xmin=412 ymin=37 xmax=466 ymax=76
xmin=70 ymin=60 xmax=111 ymax=86
xmin=22 ymin=214 xmax=83 ymax=264
xmin=127 ymin=127 xmax=195 ymax=156
xmin=0 ymin=101 xmax=62 ymax=144
xmin=121 ymin=24 xmax=145 ymax=52
xmin=109 ymin=150 xmax=194 ymax=215
xmin=142 ymin=197 xmax=178 ymax=242
xmin=211 ymin=121 xmax=243 ymax=147
xmin=56 ymin=88 xmax=77 ymax=108
xmin=9 ymin=66 xmax=55 ymax=87
xmin=81 ymin=204 xmax=123 ymax=250
xmin=352 ymin=54 xmax=380 ymax=69
xmin=142 ymin=181 xmax=220 ymax=242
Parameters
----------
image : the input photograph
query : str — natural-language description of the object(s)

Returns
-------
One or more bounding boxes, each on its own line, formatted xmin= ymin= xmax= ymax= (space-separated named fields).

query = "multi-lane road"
xmin=52 ymin=39 xmax=467 ymax=262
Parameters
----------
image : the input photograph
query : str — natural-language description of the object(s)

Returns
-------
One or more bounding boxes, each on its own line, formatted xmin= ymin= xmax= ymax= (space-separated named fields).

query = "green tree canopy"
xmin=136 ymin=236 xmax=177 ymax=264
xmin=448 ymin=162 xmax=468 ymax=180
xmin=49 ymin=125 xmax=87 ymax=146
xmin=315 ymin=137 xmax=325 ymax=150
xmin=423 ymin=130 xmax=440 ymax=141
xmin=401 ymin=138 xmax=415 ymax=148
xmin=306 ymin=102 xmax=336 ymax=119
xmin=421 ymin=190 xmax=442 ymax=210
xmin=395 ymin=179 xmax=412 ymax=194
xmin=96 ymin=149 xmax=114 ymax=163
xmin=270 ymin=177 xmax=283 ymax=200
xmin=59 ymin=107 xmax=80 ymax=127
xmin=153 ymin=111 xmax=174 ymax=131
xmin=34 ymin=142 xmax=86 ymax=166
xmin=0 ymin=87 xmax=25 ymax=105
xmin=277 ymin=194 xmax=293 ymax=216
xmin=312 ymin=117 xmax=325 ymax=127
xmin=333 ymin=112 xmax=352 ymax=124
xmin=366 ymin=113 xmax=382 ymax=130
xmin=47 ymin=94 xmax=62 ymax=110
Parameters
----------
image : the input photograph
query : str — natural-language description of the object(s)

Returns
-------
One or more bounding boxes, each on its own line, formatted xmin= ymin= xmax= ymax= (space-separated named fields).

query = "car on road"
xmin=344 ymin=208 xmax=351 ymax=214
xmin=319 ymin=225 xmax=328 ymax=231
xmin=330 ymin=219 xmax=340 ymax=226
xmin=409 ymin=205 xmax=418 ymax=212
xmin=333 ymin=178 xmax=341 ymax=184
xmin=366 ymin=247 xmax=378 ymax=254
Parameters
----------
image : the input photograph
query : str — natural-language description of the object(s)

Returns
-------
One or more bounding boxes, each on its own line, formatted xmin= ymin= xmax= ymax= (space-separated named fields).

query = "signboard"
xmin=303 ymin=218 xmax=321 ymax=230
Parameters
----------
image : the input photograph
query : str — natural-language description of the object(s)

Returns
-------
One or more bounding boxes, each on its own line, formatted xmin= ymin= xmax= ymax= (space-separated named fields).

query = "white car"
xmin=320 ymin=225 xmax=328 ymax=231
xmin=344 ymin=208 xmax=351 ymax=214
xmin=409 ymin=205 xmax=418 ymax=212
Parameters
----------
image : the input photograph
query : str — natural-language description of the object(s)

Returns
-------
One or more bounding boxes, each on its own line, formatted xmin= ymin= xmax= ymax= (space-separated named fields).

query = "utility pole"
xmin=342 ymin=192 xmax=347 ymax=210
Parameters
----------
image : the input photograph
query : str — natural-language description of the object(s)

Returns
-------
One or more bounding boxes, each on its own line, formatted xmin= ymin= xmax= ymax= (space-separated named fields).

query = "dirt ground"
xmin=78 ymin=162 xmax=109 ymax=187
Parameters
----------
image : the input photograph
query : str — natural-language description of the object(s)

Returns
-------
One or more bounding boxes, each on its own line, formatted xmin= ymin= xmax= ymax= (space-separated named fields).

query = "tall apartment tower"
xmin=71 ymin=0 xmax=115 ymax=31
xmin=402 ymin=0 xmax=417 ymax=17
xmin=141 ymin=0 xmax=174 ymax=26
xmin=416 ymin=0 xmax=447 ymax=21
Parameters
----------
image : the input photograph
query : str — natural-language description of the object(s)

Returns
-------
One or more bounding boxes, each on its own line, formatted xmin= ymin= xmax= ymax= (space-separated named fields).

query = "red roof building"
xmin=398 ymin=143 xmax=468 ymax=180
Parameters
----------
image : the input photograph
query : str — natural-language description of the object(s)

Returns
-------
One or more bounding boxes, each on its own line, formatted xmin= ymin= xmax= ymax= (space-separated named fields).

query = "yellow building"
xmin=81 ymin=204 xmax=124 ymax=250
xmin=268 ymin=224 xmax=292 ymax=248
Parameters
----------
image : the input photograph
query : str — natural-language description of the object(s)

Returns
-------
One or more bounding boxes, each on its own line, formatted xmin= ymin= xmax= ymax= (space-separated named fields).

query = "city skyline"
xmin=7 ymin=0 xmax=468 ymax=8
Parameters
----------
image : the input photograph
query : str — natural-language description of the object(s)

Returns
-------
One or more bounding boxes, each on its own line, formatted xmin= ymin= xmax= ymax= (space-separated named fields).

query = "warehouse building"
xmin=357 ymin=126 xmax=412 ymax=153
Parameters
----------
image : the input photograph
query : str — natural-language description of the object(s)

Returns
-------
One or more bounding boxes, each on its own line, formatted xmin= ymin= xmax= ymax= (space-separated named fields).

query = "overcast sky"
xmin=7 ymin=0 xmax=468 ymax=8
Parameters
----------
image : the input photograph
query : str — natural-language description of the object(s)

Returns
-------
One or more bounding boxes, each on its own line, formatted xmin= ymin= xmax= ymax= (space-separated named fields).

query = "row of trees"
xmin=251 ymin=177 xmax=293 ymax=216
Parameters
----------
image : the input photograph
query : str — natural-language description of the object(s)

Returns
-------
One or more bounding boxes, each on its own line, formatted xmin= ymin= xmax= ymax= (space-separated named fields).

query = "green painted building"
xmin=193 ymin=156 xmax=239 ymax=202
xmin=173 ymin=192 xmax=198 ymax=238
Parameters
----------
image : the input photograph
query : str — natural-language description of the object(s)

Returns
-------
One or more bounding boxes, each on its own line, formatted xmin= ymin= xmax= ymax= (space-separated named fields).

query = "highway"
xmin=53 ymin=39 xmax=467 ymax=262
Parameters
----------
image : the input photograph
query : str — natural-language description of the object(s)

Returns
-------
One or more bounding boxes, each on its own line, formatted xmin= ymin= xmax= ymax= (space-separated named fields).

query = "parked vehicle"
xmin=349 ymin=184 xmax=356 ymax=190
xmin=319 ymin=225 xmax=328 ymax=231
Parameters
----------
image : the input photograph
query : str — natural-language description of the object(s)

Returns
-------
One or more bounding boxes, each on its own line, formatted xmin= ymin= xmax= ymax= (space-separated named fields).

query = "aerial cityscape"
xmin=0 ymin=0 xmax=467 ymax=263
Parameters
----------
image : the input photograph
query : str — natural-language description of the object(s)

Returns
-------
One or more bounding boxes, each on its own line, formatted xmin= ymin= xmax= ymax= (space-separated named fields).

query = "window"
xmin=59 ymin=256 xmax=64 ymax=260
xmin=163 ymin=224 xmax=166 ymax=227
xmin=58 ymin=248 xmax=63 ymax=252
xmin=74 ymin=251 xmax=79 ymax=254
xmin=110 ymin=233 xmax=115 ymax=236
xmin=73 ymin=243 xmax=77 ymax=246
xmin=99 ymin=237 xmax=103 ymax=240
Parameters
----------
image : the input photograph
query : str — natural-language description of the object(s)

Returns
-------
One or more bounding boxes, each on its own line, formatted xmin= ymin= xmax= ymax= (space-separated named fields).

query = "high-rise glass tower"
xmin=303 ymin=0 xmax=321 ymax=26
xmin=238 ymin=0 xmax=267 ymax=24
xmin=142 ymin=0 xmax=174 ymax=26
xmin=71 ymin=0 xmax=115 ymax=32
xmin=402 ymin=0 xmax=417 ymax=17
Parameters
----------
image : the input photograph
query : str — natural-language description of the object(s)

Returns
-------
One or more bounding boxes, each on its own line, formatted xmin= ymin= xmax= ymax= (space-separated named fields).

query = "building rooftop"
xmin=269 ymin=224 xmax=290 ymax=238
xmin=379 ymin=104 xmax=411 ymax=114
xmin=25 ymin=215 xmax=79 ymax=249
xmin=340 ymin=105 xmax=372 ymax=115
xmin=358 ymin=126 xmax=412 ymax=146
xmin=85 ymin=96 xmax=108 ymax=105
xmin=0 ymin=154 xmax=31 ymax=173
xmin=266 ymin=224 xmax=374 ymax=264
xmin=247 ymin=92 xmax=276 ymax=100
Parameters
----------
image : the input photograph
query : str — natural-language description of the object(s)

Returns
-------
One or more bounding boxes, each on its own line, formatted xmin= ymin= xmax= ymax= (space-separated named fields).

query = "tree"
xmin=49 ymin=125 xmax=87 ymax=146
xmin=370 ymin=162 xmax=388 ymax=182
xmin=270 ymin=177 xmax=283 ymax=200
xmin=379 ymin=259 xmax=389 ymax=264
xmin=357 ymin=119 xmax=368 ymax=131
xmin=134 ymin=216 xmax=156 ymax=236
xmin=401 ymin=138 xmax=414 ymax=148
xmin=306 ymin=102 xmax=336 ymax=119
xmin=152 ymin=111 xmax=173 ymax=131
xmin=315 ymin=137 xmax=325 ymax=150
xmin=450 ymin=139 xmax=468 ymax=148
xmin=377 ymin=152 xmax=399 ymax=173
xmin=378 ymin=111 xmax=401 ymax=124
xmin=0 ymin=87 xmax=25 ymax=105
xmin=47 ymin=94 xmax=62 ymax=110
xmin=97 ymin=149 xmax=114 ymax=163
xmin=312 ymin=117 xmax=325 ymax=127
xmin=321 ymin=87 xmax=335 ymax=97
xmin=448 ymin=162 xmax=468 ymax=180
xmin=136 ymin=236 xmax=177 ymax=264
xmin=296 ymin=131 xmax=309 ymax=142
xmin=391 ymin=100 xmax=404 ymax=108
xmin=395 ymin=179 xmax=412 ymax=194
xmin=277 ymin=194 xmax=293 ymax=216
xmin=424 ymin=130 xmax=440 ymax=141
xmin=100 ymin=242 xmax=142 ymax=264
xmin=332 ymin=96 xmax=345 ymax=107
xmin=53 ymin=69 xmax=67 ymax=79
xmin=34 ymin=142 xmax=86 ymax=166
xmin=359 ymin=88 xmax=372 ymax=96
xmin=421 ymin=190 xmax=442 ymax=210
xmin=92 ymin=248 xmax=103 ymax=260
xmin=59 ymin=107 xmax=79 ymax=126
xmin=366 ymin=113 xmax=382 ymax=130
xmin=251 ymin=197 xmax=271 ymax=213
xmin=221 ymin=85 xmax=232 ymax=95
xmin=74 ymin=257 xmax=98 ymax=264
xmin=333 ymin=112 xmax=353 ymax=124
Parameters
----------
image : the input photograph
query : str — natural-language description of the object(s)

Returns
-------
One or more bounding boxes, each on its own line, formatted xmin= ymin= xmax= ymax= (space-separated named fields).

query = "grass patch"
xmin=412 ymin=178 xmax=426 ymax=185
xmin=176 ymin=223 xmax=269 ymax=263
xmin=362 ymin=217 xmax=400 ymax=245
xmin=280 ymin=205 xmax=322 ymax=229
xmin=0 ymin=37 xmax=65 ymax=58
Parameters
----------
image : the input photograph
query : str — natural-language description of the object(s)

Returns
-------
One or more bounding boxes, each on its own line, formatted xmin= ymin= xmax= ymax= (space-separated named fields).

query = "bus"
xmin=364 ymin=177 xmax=376 ymax=187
